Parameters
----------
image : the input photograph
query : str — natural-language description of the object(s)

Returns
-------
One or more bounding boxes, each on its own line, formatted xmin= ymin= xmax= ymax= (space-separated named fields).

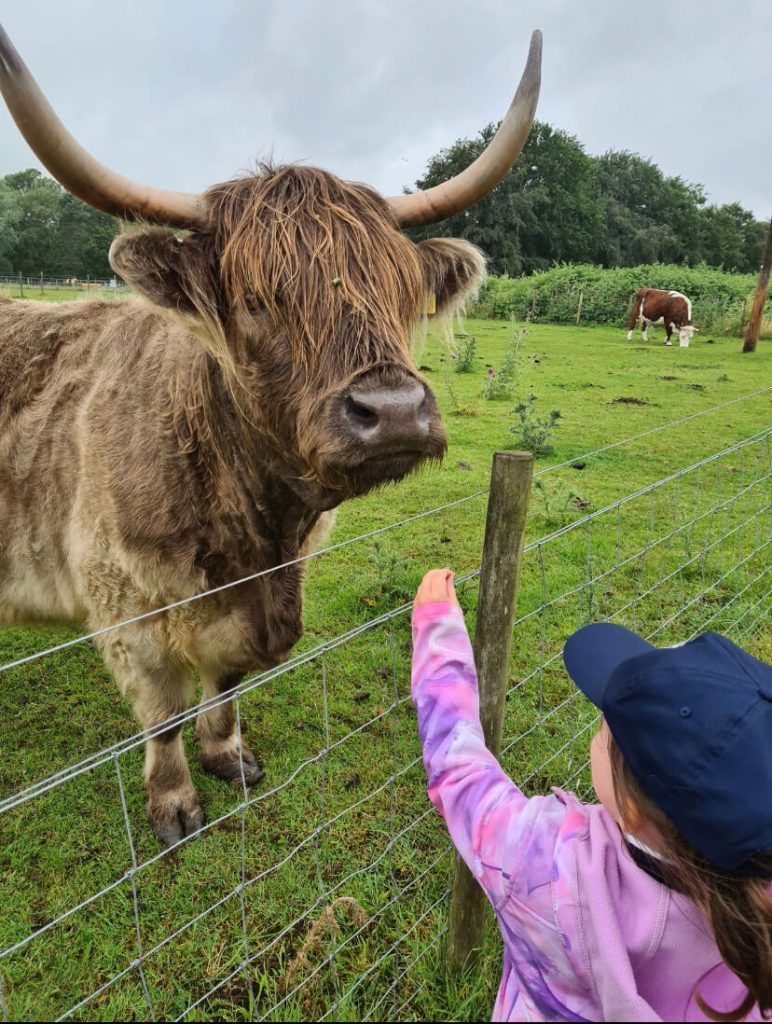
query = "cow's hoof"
xmin=147 ymin=790 xmax=205 ymax=848
xmin=201 ymin=747 xmax=265 ymax=788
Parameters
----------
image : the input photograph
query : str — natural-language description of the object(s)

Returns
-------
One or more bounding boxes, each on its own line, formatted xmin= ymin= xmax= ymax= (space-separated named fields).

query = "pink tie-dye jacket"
xmin=411 ymin=601 xmax=761 ymax=1022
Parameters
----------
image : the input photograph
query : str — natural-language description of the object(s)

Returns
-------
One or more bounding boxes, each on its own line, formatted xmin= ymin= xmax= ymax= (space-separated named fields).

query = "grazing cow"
xmin=627 ymin=288 xmax=698 ymax=347
xmin=0 ymin=26 xmax=542 ymax=844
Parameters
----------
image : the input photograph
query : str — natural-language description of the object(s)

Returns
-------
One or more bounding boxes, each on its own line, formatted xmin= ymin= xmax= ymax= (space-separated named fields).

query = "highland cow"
xmin=0 ymin=26 xmax=542 ymax=843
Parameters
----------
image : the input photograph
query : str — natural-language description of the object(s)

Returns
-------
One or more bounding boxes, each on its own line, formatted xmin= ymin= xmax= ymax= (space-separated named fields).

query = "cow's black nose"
xmin=344 ymin=383 xmax=429 ymax=450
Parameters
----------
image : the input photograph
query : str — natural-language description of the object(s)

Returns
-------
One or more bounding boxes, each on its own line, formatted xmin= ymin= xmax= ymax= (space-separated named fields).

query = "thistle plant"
xmin=482 ymin=325 xmax=527 ymax=400
xmin=454 ymin=335 xmax=477 ymax=373
xmin=509 ymin=393 xmax=562 ymax=456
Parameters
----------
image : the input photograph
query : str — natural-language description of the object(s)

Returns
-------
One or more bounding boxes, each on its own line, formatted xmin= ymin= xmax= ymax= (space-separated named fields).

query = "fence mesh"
xmin=0 ymin=429 xmax=769 ymax=1022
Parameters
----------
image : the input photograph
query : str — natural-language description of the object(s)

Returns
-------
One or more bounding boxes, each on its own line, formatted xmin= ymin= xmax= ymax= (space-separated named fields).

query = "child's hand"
xmin=413 ymin=569 xmax=460 ymax=609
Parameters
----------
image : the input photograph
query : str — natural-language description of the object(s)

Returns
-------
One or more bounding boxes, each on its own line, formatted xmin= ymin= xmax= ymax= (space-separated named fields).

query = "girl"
xmin=411 ymin=568 xmax=771 ymax=1022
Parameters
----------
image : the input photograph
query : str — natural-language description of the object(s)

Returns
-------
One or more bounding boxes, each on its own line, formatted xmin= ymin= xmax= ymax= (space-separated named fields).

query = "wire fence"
xmin=0 ymin=425 xmax=769 ymax=1021
xmin=0 ymin=275 xmax=126 ymax=292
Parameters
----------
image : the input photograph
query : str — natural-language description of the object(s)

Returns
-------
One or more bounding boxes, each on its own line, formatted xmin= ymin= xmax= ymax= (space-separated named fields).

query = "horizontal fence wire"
xmin=0 ymin=385 xmax=769 ymax=680
xmin=0 ymin=427 xmax=769 ymax=1022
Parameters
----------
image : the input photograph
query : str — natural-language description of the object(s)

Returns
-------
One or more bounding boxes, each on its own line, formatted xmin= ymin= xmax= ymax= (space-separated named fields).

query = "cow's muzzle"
xmin=343 ymin=381 xmax=429 ymax=454
xmin=305 ymin=371 xmax=446 ymax=496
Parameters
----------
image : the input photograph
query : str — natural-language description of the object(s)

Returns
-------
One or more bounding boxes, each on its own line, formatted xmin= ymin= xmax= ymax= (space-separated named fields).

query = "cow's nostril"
xmin=344 ymin=395 xmax=379 ymax=430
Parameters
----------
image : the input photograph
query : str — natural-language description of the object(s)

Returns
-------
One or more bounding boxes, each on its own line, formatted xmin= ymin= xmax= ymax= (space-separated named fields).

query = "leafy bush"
xmin=473 ymin=263 xmax=759 ymax=335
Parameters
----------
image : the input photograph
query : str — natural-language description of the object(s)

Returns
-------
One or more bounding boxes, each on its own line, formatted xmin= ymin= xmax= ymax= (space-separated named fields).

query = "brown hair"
xmin=208 ymin=166 xmax=425 ymax=384
xmin=608 ymin=733 xmax=772 ymax=1021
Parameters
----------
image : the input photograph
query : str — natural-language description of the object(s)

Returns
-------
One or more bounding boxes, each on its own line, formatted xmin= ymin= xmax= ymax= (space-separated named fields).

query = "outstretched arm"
xmin=411 ymin=570 xmax=555 ymax=908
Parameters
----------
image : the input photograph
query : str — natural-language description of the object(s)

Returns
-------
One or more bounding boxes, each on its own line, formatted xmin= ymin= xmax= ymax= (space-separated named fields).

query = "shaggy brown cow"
xmin=627 ymin=288 xmax=699 ymax=347
xmin=0 ymin=27 xmax=542 ymax=844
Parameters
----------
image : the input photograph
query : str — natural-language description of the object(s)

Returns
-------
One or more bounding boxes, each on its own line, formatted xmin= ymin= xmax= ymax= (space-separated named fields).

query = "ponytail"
xmin=608 ymin=735 xmax=772 ymax=1021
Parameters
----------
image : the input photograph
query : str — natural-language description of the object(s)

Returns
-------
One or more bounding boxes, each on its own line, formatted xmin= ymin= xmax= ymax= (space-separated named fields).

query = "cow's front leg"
xmin=196 ymin=671 xmax=264 ymax=787
xmin=101 ymin=634 xmax=203 ymax=846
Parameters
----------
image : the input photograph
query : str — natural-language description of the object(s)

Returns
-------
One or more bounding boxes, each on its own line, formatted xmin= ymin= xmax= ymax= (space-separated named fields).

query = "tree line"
xmin=0 ymin=169 xmax=117 ymax=279
xmin=1 ymin=123 xmax=766 ymax=280
xmin=407 ymin=121 xmax=766 ymax=277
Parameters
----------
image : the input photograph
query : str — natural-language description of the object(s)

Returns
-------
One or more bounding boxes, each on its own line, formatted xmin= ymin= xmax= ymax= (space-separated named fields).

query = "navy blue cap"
xmin=563 ymin=623 xmax=772 ymax=874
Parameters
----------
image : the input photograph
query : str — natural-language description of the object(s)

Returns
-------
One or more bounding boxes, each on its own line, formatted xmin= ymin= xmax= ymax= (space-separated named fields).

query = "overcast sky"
xmin=1 ymin=0 xmax=769 ymax=219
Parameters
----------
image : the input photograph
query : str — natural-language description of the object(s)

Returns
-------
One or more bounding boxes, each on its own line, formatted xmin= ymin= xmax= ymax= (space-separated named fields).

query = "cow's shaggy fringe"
xmin=209 ymin=167 xmax=424 ymax=385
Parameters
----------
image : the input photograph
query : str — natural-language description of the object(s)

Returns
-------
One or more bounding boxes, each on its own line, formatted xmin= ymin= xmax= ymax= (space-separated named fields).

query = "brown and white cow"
xmin=0 ymin=27 xmax=542 ymax=844
xmin=627 ymin=288 xmax=698 ymax=347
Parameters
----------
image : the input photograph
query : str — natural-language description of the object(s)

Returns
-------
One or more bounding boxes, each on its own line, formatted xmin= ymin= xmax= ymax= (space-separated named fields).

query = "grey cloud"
xmin=1 ymin=0 xmax=768 ymax=218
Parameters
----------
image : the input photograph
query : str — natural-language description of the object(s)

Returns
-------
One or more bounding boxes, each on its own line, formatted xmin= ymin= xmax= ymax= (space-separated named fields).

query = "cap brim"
xmin=563 ymin=623 xmax=655 ymax=708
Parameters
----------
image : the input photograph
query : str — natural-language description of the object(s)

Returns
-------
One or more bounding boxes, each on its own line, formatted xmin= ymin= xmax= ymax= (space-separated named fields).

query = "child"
xmin=411 ymin=568 xmax=771 ymax=1022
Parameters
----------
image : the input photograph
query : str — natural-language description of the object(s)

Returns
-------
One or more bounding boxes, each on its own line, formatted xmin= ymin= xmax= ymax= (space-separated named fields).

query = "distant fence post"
xmin=743 ymin=214 xmax=772 ymax=353
xmin=575 ymin=290 xmax=584 ymax=325
xmin=447 ymin=450 xmax=533 ymax=974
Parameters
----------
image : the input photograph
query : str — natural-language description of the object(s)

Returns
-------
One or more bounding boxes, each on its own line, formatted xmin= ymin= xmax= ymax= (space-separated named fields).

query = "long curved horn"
xmin=0 ymin=24 xmax=206 ymax=228
xmin=388 ymin=30 xmax=542 ymax=228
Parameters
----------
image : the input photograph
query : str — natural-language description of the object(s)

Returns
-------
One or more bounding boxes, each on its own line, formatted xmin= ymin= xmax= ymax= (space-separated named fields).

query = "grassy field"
xmin=0 ymin=284 xmax=125 ymax=303
xmin=0 ymin=309 xmax=769 ymax=1021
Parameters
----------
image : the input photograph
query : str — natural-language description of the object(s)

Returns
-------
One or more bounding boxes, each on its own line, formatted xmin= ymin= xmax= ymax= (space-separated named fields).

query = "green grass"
xmin=0 ymin=315 xmax=769 ymax=1021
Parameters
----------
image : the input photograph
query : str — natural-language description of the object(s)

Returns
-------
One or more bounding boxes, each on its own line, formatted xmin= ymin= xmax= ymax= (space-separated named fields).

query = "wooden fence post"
xmin=743 ymin=214 xmax=772 ymax=353
xmin=575 ymin=290 xmax=584 ymax=325
xmin=17 ymin=270 xmax=24 ymax=299
xmin=447 ymin=450 xmax=533 ymax=974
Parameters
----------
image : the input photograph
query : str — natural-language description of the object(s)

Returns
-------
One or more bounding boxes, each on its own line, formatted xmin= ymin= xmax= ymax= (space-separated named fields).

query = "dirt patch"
xmin=612 ymin=397 xmax=653 ymax=406
xmin=661 ymin=375 xmax=680 ymax=381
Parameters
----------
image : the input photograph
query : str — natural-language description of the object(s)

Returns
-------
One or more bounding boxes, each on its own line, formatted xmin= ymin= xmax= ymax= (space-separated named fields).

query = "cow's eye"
xmin=244 ymin=295 xmax=265 ymax=314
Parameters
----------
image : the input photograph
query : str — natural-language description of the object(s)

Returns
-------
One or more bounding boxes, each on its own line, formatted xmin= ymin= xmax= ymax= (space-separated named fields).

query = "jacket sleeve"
xmin=411 ymin=600 xmax=568 ymax=913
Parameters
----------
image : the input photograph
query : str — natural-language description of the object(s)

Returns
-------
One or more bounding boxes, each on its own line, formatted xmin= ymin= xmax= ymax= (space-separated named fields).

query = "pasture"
xmin=0 ymin=310 xmax=769 ymax=1021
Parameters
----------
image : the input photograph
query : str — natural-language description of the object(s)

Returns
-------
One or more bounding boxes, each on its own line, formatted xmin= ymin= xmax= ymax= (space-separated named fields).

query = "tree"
xmin=406 ymin=121 xmax=603 ymax=276
xmin=407 ymin=131 xmax=766 ymax=276
xmin=595 ymin=152 xmax=704 ymax=266
xmin=1 ymin=169 xmax=120 ymax=279
xmin=699 ymin=203 xmax=767 ymax=273
xmin=0 ymin=180 xmax=20 ymax=275
xmin=3 ymin=169 xmax=62 ymax=276
xmin=51 ymin=192 xmax=118 ymax=279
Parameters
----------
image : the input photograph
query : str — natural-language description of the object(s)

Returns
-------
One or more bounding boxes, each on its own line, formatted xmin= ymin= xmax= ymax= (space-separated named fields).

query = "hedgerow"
xmin=472 ymin=263 xmax=759 ymax=334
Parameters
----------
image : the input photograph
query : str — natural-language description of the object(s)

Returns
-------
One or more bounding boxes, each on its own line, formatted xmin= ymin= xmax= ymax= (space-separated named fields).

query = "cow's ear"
xmin=109 ymin=228 xmax=216 ymax=314
xmin=416 ymin=239 xmax=486 ymax=316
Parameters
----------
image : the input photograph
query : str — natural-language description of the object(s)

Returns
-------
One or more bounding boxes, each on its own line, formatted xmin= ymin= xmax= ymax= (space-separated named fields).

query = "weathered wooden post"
xmin=575 ymin=290 xmax=584 ymax=325
xmin=447 ymin=450 xmax=533 ymax=974
xmin=17 ymin=270 xmax=23 ymax=299
xmin=743 ymin=214 xmax=772 ymax=353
